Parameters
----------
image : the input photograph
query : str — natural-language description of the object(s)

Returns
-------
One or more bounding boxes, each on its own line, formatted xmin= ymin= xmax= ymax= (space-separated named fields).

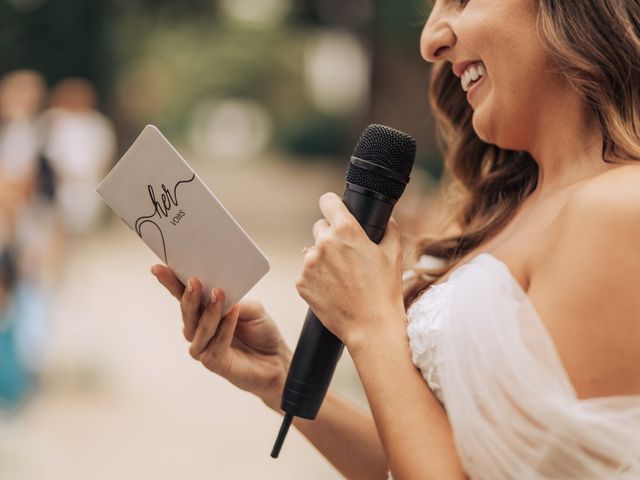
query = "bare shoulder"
xmin=563 ymin=164 xmax=640 ymax=261
xmin=527 ymin=164 xmax=640 ymax=399
xmin=542 ymin=162 xmax=640 ymax=263
xmin=572 ymin=163 xmax=640 ymax=211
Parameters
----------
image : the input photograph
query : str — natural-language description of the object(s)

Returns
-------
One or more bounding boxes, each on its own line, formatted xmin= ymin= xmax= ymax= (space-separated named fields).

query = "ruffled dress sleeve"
xmin=436 ymin=254 xmax=640 ymax=479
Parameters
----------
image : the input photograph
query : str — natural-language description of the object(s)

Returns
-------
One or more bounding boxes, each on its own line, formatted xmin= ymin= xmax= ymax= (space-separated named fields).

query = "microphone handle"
xmin=281 ymin=186 xmax=396 ymax=420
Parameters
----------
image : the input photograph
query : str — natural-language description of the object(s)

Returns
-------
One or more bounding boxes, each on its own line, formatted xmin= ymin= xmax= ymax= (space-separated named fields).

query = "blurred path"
xmin=1 ymin=158 xmax=376 ymax=480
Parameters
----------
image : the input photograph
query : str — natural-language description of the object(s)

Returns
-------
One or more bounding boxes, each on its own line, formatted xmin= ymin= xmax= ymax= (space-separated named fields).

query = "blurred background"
xmin=0 ymin=0 xmax=451 ymax=478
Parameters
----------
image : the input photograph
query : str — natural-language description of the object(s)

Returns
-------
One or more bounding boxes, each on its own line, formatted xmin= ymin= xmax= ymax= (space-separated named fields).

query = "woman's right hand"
xmin=151 ymin=264 xmax=292 ymax=412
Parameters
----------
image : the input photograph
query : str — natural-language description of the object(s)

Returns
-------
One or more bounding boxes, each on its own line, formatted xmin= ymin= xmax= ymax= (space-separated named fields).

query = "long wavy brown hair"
xmin=403 ymin=0 xmax=640 ymax=308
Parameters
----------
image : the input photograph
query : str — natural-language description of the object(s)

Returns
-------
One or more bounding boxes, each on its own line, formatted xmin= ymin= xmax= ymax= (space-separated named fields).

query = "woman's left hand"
xmin=295 ymin=192 xmax=407 ymax=349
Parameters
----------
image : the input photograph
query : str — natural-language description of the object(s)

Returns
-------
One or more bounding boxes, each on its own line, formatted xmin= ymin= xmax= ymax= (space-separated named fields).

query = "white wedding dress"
xmin=388 ymin=253 xmax=640 ymax=479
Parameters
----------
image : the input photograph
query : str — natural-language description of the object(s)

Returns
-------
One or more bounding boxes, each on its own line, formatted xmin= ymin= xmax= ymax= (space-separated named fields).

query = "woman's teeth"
xmin=461 ymin=62 xmax=486 ymax=92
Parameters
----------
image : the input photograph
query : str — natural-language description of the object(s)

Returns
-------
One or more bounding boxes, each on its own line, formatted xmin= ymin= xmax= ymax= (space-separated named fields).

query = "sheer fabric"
xmin=390 ymin=253 xmax=640 ymax=479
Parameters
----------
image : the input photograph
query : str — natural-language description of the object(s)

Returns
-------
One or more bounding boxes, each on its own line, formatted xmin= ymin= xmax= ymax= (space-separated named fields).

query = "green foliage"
xmin=371 ymin=0 xmax=429 ymax=45
xmin=0 ymin=0 xmax=112 ymax=103
xmin=0 ymin=0 xmax=438 ymax=159
xmin=116 ymin=0 xmax=217 ymax=20
xmin=112 ymin=14 xmax=307 ymax=139
xmin=276 ymin=110 xmax=353 ymax=158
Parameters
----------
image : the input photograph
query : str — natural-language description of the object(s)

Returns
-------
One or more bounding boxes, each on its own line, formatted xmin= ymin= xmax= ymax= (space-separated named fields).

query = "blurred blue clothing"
xmin=0 ymin=282 xmax=47 ymax=411
xmin=0 ymin=295 xmax=33 ymax=410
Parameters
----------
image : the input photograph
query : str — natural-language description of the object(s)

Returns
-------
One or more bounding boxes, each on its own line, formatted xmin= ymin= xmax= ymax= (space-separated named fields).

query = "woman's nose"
xmin=420 ymin=17 xmax=455 ymax=62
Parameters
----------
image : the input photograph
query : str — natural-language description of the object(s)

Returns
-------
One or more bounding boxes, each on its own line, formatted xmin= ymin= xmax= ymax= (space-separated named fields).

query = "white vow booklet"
xmin=96 ymin=125 xmax=270 ymax=313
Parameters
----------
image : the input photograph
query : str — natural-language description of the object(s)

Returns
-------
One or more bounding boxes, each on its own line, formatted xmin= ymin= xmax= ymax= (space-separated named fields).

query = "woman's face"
xmin=421 ymin=0 xmax=560 ymax=150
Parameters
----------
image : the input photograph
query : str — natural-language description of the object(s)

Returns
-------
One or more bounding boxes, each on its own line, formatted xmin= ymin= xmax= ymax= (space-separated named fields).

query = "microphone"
xmin=271 ymin=124 xmax=416 ymax=458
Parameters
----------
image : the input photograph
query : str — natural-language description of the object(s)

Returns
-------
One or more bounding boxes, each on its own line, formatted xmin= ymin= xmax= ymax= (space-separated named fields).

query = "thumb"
xmin=237 ymin=299 xmax=266 ymax=321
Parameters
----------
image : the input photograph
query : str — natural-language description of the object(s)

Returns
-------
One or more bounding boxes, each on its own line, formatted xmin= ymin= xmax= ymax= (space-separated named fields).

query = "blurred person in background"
xmin=0 ymin=70 xmax=45 ymax=226
xmin=41 ymin=77 xmax=116 ymax=236
xmin=152 ymin=1 xmax=640 ymax=479
xmin=0 ymin=70 xmax=54 ymax=412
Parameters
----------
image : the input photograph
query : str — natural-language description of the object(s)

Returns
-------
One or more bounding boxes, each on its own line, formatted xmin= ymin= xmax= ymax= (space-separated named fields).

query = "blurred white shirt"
xmin=42 ymin=108 xmax=116 ymax=235
xmin=0 ymin=118 xmax=40 ymax=182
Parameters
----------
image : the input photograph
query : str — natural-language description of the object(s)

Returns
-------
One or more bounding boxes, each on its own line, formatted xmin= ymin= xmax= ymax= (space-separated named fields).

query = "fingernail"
xmin=150 ymin=265 xmax=158 ymax=276
xmin=209 ymin=289 xmax=217 ymax=305
xmin=187 ymin=279 xmax=193 ymax=293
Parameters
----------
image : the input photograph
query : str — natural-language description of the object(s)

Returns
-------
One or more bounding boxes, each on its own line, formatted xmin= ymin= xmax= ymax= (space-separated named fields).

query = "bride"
xmin=152 ymin=0 xmax=640 ymax=478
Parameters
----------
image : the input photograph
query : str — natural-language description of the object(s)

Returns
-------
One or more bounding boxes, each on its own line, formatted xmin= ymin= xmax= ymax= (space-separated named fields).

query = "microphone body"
xmin=271 ymin=125 xmax=416 ymax=457
xmin=280 ymin=185 xmax=395 ymax=418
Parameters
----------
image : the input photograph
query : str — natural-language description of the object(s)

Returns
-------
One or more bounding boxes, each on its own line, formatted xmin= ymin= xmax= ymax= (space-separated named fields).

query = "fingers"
xmin=217 ymin=306 xmax=240 ymax=351
xmin=151 ymin=264 xmax=185 ymax=300
xmin=151 ymin=266 xmax=243 ymax=373
xmin=151 ymin=265 xmax=205 ymax=342
xmin=189 ymin=289 xmax=225 ymax=359
xmin=312 ymin=218 xmax=330 ymax=242
xmin=318 ymin=192 xmax=356 ymax=229
xmin=200 ymin=305 xmax=240 ymax=374
xmin=181 ymin=277 xmax=202 ymax=342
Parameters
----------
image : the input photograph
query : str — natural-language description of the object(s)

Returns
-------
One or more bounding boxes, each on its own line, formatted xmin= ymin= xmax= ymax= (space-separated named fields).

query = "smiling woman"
xmin=407 ymin=0 xmax=640 ymax=298
xmin=153 ymin=0 xmax=640 ymax=479
xmin=397 ymin=0 xmax=640 ymax=478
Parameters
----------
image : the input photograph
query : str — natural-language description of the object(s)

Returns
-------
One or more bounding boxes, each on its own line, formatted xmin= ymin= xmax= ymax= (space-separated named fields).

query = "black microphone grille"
xmin=347 ymin=124 xmax=416 ymax=200
xmin=353 ymin=124 xmax=416 ymax=176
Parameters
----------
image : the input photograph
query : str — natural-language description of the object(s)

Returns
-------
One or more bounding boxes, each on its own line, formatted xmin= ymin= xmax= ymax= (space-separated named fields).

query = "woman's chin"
xmin=471 ymin=98 xmax=506 ymax=146
xmin=471 ymin=109 xmax=493 ymax=144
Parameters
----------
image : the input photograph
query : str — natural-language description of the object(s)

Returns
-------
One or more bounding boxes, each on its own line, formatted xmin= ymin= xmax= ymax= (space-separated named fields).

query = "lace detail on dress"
xmin=406 ymin=282 xmax=451 ymax=404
